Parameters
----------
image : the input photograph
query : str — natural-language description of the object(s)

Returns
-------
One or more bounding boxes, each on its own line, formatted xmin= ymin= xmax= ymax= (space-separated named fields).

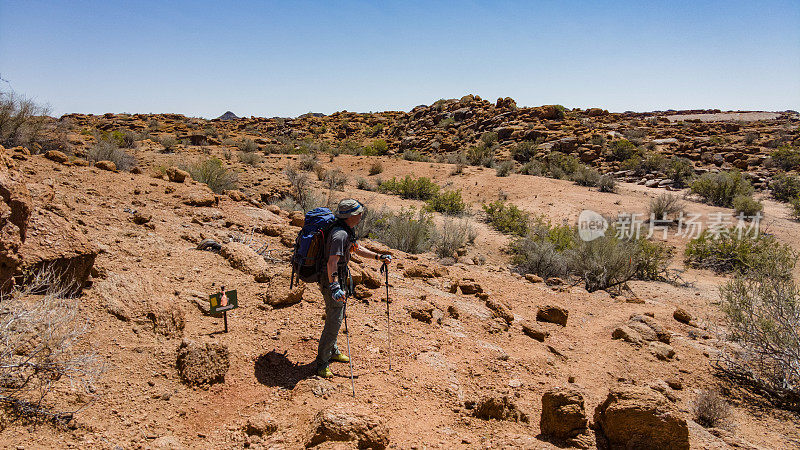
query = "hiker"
xmin=316 ymin=199 xmax=392 ymax=378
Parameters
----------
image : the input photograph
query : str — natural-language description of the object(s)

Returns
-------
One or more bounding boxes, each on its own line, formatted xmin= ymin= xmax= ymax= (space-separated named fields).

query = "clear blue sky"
xmin=1 ymin=1 xmax=798 ymax=118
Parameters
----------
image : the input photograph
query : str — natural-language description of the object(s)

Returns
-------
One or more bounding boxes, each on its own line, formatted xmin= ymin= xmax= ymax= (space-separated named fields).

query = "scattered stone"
xmin=245 ymin=411 xmax=278 ymax=437
xmin=176 ymin=339 xmax=229 ymax=386
xmin=455 ymin=279 xmax=483 ymax=295
xmin=147 ymin=305 xmax=185 ymax=338
xmin=524 ymin=274 xmax=543 ymax=283
xmin=521 ymin=321 xmax=549 ymax=342
xmin=132 ymin=210 xmax=152 ymax=225
xmin=219 ymin=242 xmax=271 ymax=282
xmin=665 ymin=378 xmax=683 ymax=390
xmin=403 ymin=264 xmax=435 ymax=278
xmin=94 ymin=160 xmax=117 ymax=171
xmin=407 ymin=301 xmax=435 ymax=323
xmin=165 ymin=166 xmax=190 ymax=183
xmin=649 ymin=341 xmax=676 ymax=361
xmin=151 ymin=436 xmax=184 ymax=449
xmin=612 ymin=325 xmax=643 ymax=346
xmin=546 ymin=277 xmax=564 ymax=285
xmin=474 ymin=395 xmax=529 ymax=423
xmin=183 ymin=190 xmax=218 ymax=207
xmin=289 ymin=210 xmax=305 ymax=227
xmin=536 ymin=304 xmax=568 ymax=326
xmin=306 ymin=405 xmax=389 ymax=449
xmin=540 ymin=387 xmax=591 ymax=447
xmin=593 ymin=385 xmax=689 ymax=450
xmin=262 ymin=275 xmax=305 ymax=307
xmin=44 ymin=150 xmax=69 ymax=163
xmin=673 ymin=307 xmax=692 ymax=325
xmin=485 ymin=298 xmax=513 ymax=324
xmin=630 ymin=314 xmax=671 ymax=344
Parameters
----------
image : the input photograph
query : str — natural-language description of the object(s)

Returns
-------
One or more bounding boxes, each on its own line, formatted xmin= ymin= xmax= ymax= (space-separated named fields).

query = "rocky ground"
xmin=1 ymin=102 xmax=799 ymax=449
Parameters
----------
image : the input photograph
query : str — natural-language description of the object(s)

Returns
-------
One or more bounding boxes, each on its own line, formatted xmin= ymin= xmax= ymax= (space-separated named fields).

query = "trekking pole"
xmin=380 ymin=262 xmax=391 ymax=370
xmin=343 ymin=299 xmax=356 ymax=397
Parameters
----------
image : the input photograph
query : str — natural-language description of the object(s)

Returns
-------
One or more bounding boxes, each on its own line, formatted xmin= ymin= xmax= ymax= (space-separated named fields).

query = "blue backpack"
xmin=290 ymin=208 xmax=337 ymax=288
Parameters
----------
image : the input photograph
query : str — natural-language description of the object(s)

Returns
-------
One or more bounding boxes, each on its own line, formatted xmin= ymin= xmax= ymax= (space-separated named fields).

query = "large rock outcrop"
xmin=593 ymin=385 xmax=689 ymax=450
xmin=540 ymin=387 xmax=591 ymax=447
xmin=0 ymin=146 xmax=32 ymax=293
xmin=306 ymin=405 xmax=389 ymax=449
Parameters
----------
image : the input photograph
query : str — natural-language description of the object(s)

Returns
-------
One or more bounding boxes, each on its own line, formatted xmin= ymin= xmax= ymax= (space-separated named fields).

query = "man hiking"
xmin=316 ymin=199 xmax=392 ymax=378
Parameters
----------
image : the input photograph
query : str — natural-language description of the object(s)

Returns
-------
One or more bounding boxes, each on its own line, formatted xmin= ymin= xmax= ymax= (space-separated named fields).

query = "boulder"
xmin=524 ymin=273 xmax=543 ymax=283
xmin=612 ymin=325 xmax=643 ymax=346
xmin=183 ymin=189 xmax=218 ymax=207
xmin=521 ymin=321 xmax=549 ymax=342
xmin=176 ymin=339 xmax=229 ymax=386
xmin=0 ymin=164 xmax=31 ymax=293
xmin=593 ymin=385 xmax=689 ymax=450
xmin=306 ymin=405 xmax=389 ymax=449
xmin=540 ymin=387 xmax=590 ymax=445
xmin=455 ymin=279 xmax=483 ymax=295
xmin=673 ymin=308 xmax=692 ymax=324
xmin=94 ymin=160 xmax=116 ymax=171
xmin=474 ymin=395 xmax=529 ymax=423
xmin=536 ymin=304 xmax=568 ymax=326
xmin=44 ymin=150 xmax=69 ymax=163
xmin=630 ymin=314 xmax=671 ymax=344
xmin=219 ymin=242 xmax=270 ymax=282
xmin=485 ymin=298 xmax=513 ymax=324
xmin=407 ymin=301 xmax=435 ymax=323
xmin=648 ymin=341 xmax=676 ymax=361
xmin=262 ymin=274 xmax=305 ymax=307
xmin=289 ymin=210 xmax=305 ymax=227
xmin=245 ymin=411 xmax=278 ymax=437
xmin=165 ymin=166 xmax=189 ymax=183
xmin=403 ymin=264 xmax=435 ymax=278
xmin=19 ymin=209 xmax=98 ymax=296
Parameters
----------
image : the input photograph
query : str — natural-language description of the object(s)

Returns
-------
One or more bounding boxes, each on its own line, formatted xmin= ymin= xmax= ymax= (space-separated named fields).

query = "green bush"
xmin=666 ymin=156 xmax=695 ymax=187
xmin=369 ymin=139 xmax=389 ymax=156
xmin=238 ymin=151 xmax=261 ymax=166
xmin=512 ymin=141 xmax=538 ymax=162
xmin=691 ymin=170 xmax=754 ymax=207
xmin=495 ymin=160 xmax=514 ymax=177
xmin=466 ymin=143 xmax=494 ymax=167
xmin=571 ymin=165 xmax=601 ymax=187
xmin=87 ymin=138 xmax=136 ymax=171
xmin=511 ymin=239 xmax=569 ymax=280
xmin=380 ymin=176 xmax=440 ymax=200
xmin=685 ymin=228 xmax=796 ymax=277
xmin=325 ymin=168 xmax=348 ymax=191
xmin=520 ymin=160 xmax=545 ymax=176
xmin=732 ymin=195 xmax=763 ymax=217
xmin=188 ymin=158 xmax=238 ymax=193
xmin=770 ymin=172 xmax=800 ymax=202
xmin=790 ymin=196 xmax=800 ymax=221
xmin=635 ymin=238 xmax=673 ymax=281
xmin=298 ymin=153 xmax=318 ymax=171
xmin=647 ymin=193 xmax=685 ymax=221
xmin=367 ymin=123 xmax=383 ymax=137
xmin=569 ymin=236 xmax=639 ymax=291
xmin=369 ymin=207 xmax=436 ymax=254
xmin=426 ymin=190 xmax=466 ymax=215
xmin=610 ymin=139 xmax=638 ymax=161
xmin=159 ymin=135 xmax=178 ymax=152
xmin=438 ymin=117 xmax=455 ymax=128
xmin=483 ymin=200 xmax=528 ymax=236
xmin=435 ymin=218 xmax=477 ymax=258
xmin=771 ymin=145 xmax=800 ymax=171
xmin=356 ymin=177 xmax=372 ymax=191
xmin=480 ymin=131 xmax=498 ymax=147
xmin=546 ymin=151 xmax=580 ymax=178
xmin=598 ymin=174 xmax=617 ymax=193
xmin=403 ymin=150 xmax=430 ymax=162
xmin=237 ymin=138 xmax=258 ymax=153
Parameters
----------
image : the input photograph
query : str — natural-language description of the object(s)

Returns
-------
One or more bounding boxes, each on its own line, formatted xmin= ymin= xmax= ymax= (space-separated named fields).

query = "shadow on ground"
xmin=254 ymin=350 xmax=315 ymax=389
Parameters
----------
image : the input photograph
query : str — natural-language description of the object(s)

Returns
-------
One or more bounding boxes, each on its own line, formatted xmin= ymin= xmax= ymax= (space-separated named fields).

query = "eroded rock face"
xmin=306 ymin=405 xmax=389 ymax=449
xmin=537 ymin=304 xmax=569 ymax=326
xmin=219 ymin=242 xmax=270 ymax=282
xmin=593 ymin=385 xmax=689 ymax=450
xmin=540 ymin=387 xmax=592 ymax=447
xmin=176 ymin=339 xmax=229 ymax=386
xmin=19 ymin=208 xmax=97 ymax=296
xmin=0 ymin=149 xmax=32 ymax=293
xmin=474 ymin=395 xmax=529 ymax=423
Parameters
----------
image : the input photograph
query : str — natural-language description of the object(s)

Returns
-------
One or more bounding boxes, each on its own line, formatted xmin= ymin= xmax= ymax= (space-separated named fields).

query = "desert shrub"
xmin=692 ymin=390 xmax=733 ymax=429
xmin=609 ymin=139 xmax=638 ymax=161
xmin=426 ymin=190 xmax=466 ymax=215
xmin=647 ymin=193 xmax=685 ymax=221
xmin=403 ymin=149 xmax=430 ymax=162
xmin=512 ymin=140 xmax=538 ymax=162
xmin=744 ymin=132 xmax=759 ymax=145
xmin=732 ymin=195 xmax=763 ymax=217
xmin=495 ymin=160 xmax=514 ymax=177
xmin=356 ymin=177 xmax=373 ymax=191
xmin=718 ymin=267 xmax=800 ymax=405
xmin=238 ymin=151 xmax=261 ymax=166
xmin=571 ymin=165 xmax=601 ymax=187
xmin=87 ymin=139 xmax=136 ymax=171
xmin=369 ymin=207 xmax=436 ymax=254
xmin=367 ymin=123 xmax=383 ymax=137
xmin=623 ymin=128 xmax=648 ymax=146
xmin=237 ymin=138 xmax=258 ymax=153
xmin=366 ymin=139 xmax=389 ymax=156
xmin=368 ymin=160 xmax=384 ymax=175
xmin=598 ymin=174 xmax=617 ymax=193
xmin=691 ymin=171 xmax=753 ymax=207
xmin=791 ymin=197 xmax=800 ymax=221
xmin=283 ymin=166 xmax=323 ymax=212
xmin=159 ymin=135 xmax=178 ymax=152
xmin=109 ymin=129 xmax=138 ymax=148
xmin=0 ymin=269 xmax=103 ymax=423
xmin=511 ymin=239 xmax=570 ymax=280
xmin=770 ymin=172 xmax=800 ymax=202
xmin=187 ymin=158 xmax=237 ymax=193
xmin=435 ymin=217 xmax=477 ymax=258
xmin=546 ymin=151 xmax=580 ymax=178
xmin=483 ymin=200 xmax=528 ymax=236
xmin=314 ymin=164 xmax=327 ymax=181
xmin=568 ymin=235 xmax=639 ymax=292
xmin=0 ymin=90 xmax=50 ymax=149
xmin=480 ymin=131 xmax=498 ymax=147
xmin=666 ymin=156 xmax=695 ymax=187
xmin=466 ymin=143 xmax=495 ymax=167
xmin=325 ymin=168 xmax=348 ymax=191
xmin=298 ymin=153 xmax=318 ymax=171
xmin=438 ymin=117 xmax=455 ymax=128
xmin=685 ymin=229 xmax=796 ymax=277
xmin=771 ymin=145 xmax=800 ymax=171
xmin=634 ymin=238 xmax=673 ymax=281
xmin=380 ymin=176 xmax=440 ymax=200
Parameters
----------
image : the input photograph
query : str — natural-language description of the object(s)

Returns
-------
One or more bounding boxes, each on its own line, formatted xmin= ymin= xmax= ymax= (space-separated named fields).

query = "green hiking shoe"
xmin=330 ymin=352 xmax=350 ymax=363
xmin=317 ymin=367 xmax=333 ymax=378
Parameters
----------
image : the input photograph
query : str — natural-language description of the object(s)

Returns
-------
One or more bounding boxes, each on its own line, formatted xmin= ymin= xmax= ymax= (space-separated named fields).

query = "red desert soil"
xmin=3 ymin=138 xmax=799 ymax=449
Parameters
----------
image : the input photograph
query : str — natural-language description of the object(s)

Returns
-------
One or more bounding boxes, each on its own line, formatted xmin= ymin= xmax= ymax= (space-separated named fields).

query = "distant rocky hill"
xmin=217 ymin=111 xmax=238 ymax=121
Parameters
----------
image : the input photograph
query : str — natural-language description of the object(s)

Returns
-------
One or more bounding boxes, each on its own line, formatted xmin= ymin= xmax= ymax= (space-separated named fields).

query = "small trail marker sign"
xmin=209 ymin=289 xmax=238 ymax=332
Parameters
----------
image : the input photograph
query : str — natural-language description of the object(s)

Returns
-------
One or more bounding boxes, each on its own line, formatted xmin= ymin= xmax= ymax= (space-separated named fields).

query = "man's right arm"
xmin=326 ymin=254 xmax=340 ymax=284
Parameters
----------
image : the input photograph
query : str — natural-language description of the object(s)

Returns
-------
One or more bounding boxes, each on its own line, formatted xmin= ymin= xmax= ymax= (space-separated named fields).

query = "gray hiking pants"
xmin=315 ymin=282 xmax=344 ymax=370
